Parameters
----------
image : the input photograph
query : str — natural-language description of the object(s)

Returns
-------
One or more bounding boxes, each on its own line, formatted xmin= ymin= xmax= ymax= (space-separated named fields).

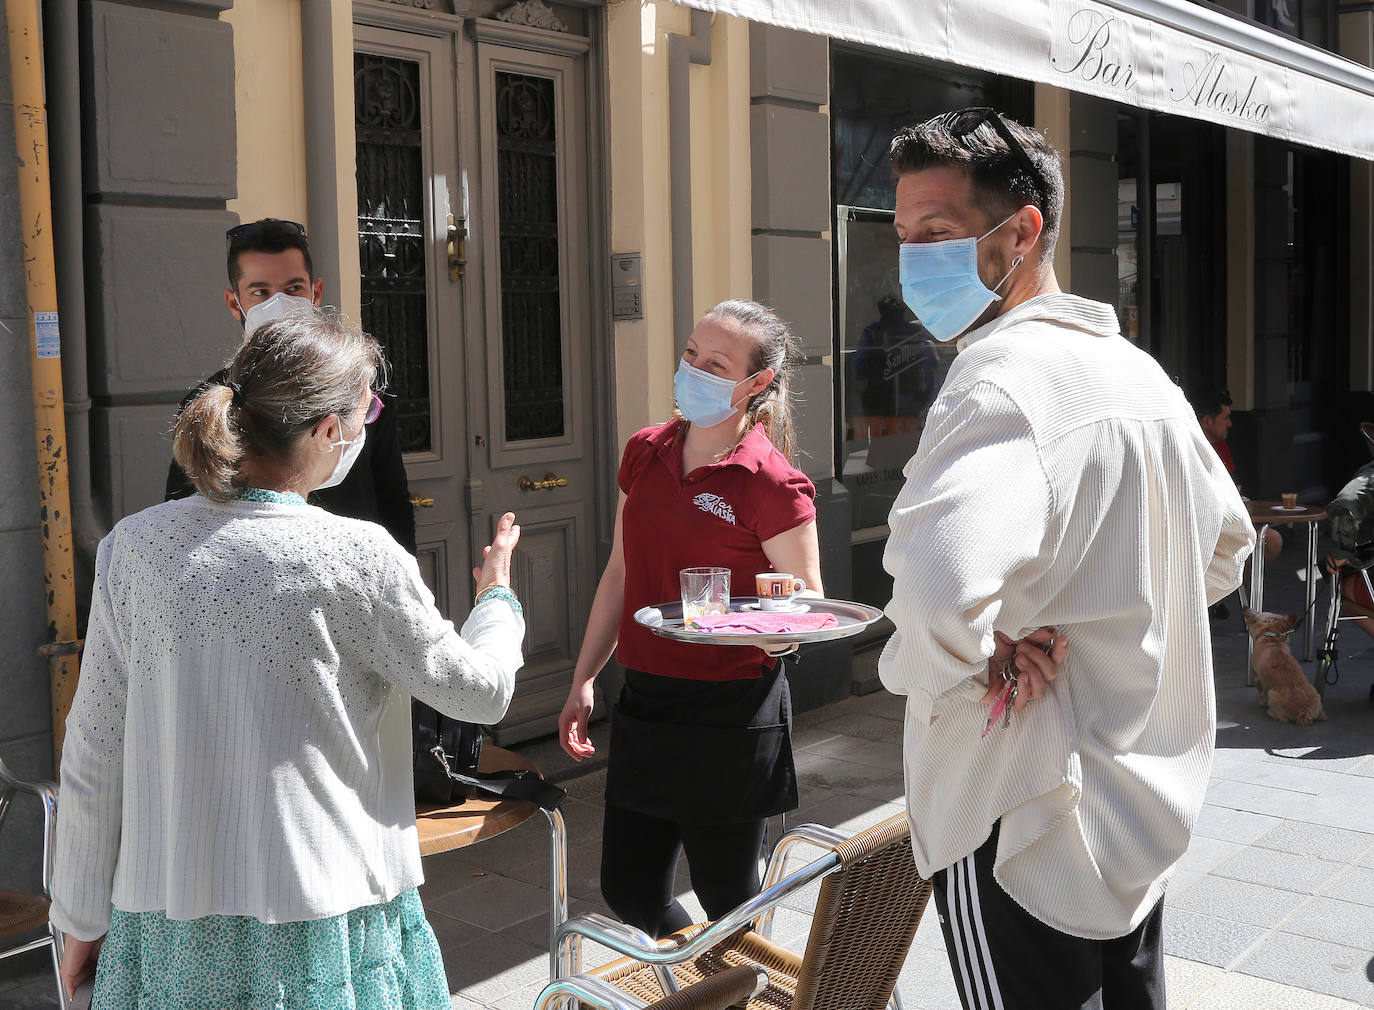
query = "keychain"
xmin=982 ymin=661 xmax=1019 ymax=738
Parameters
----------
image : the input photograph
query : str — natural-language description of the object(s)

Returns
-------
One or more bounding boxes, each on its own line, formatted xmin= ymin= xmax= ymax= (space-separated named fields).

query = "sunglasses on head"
xmin=226 ymin=219 xmax=307 ymax=246
xmin=943 ymin=107 xmax=1048 ymax=209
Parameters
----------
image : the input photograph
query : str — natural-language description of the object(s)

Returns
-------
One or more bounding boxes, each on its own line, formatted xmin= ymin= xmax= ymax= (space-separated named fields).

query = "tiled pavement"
xmin=5 ymin=553 xmax=1374 ymax=1008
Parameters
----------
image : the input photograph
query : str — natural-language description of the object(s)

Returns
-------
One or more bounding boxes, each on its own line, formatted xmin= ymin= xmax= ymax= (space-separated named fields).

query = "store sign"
xmin=1050 ymin=1 xmax=1276 ymax=128
xmin=668 ymin=0 xmax=1374 ymax=159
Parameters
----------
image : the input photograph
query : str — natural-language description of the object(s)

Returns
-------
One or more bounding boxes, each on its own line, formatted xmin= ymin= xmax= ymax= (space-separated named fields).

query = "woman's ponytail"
xmin=172 ymin=382 xmax=244 ymax=502
xmin=704 ymin=300 xmax=802 ymax=464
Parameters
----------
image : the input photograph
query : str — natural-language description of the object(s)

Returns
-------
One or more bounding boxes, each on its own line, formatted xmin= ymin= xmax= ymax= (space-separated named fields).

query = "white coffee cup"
xmin=755 ymin=572 xmax=806 ymax=611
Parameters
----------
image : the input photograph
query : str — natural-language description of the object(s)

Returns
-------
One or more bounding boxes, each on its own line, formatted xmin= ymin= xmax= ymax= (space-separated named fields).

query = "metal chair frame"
xmin=535 ymin=965 xmax=768 ymax=1010
xmin=0 ymin=753 xmax=67 ymax=1009
xmin=1315 ymin=566 xmax=1374 ymax=699
xmin=537 ymin=817 xmax=916 ymax=1010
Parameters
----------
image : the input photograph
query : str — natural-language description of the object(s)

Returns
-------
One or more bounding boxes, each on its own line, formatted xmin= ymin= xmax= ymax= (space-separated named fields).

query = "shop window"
xmin=1258 ymin=0 xmax=1337 ymax=51
xmin=1115 ymin=110 xmax=1227 ymax=392
xmin=831 ymin=46 xmax=1030 ymax=537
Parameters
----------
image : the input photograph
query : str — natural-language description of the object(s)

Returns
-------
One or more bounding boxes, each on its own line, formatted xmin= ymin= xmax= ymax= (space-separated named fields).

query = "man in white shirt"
xmin=879 ymin=108 xmax=1255 ymax=1010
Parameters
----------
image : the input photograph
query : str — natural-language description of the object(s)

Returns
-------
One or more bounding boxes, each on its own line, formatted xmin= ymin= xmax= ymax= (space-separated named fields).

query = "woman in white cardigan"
xmin=50 ymin=308 xmax=525 ymax=1008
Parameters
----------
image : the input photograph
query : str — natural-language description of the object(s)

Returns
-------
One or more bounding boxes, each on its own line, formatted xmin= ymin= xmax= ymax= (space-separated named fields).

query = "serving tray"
xmin=633 ymin=596 xmax=885 ymax=647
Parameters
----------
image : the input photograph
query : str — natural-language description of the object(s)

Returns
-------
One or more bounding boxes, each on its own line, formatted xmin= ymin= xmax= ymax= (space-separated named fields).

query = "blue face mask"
xmin=674 ymin=360 xmax=760 ymax=428
xmin=898 ymin=212 xmax=1023 ymax=342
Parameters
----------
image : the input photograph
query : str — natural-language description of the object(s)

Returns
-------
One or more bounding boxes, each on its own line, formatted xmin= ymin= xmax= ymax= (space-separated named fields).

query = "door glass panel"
xmin=354 ymin=52 xmax=432 ymax=453
xmin=496 ymin=71 xmax=565 ymax=442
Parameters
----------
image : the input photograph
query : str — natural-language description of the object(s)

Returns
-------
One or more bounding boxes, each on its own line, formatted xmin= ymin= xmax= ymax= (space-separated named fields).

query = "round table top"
xmin=415 ymin=744 xmax=542 ymax=857
xmin=1245 ymin=499 xmax=1327 ymax=524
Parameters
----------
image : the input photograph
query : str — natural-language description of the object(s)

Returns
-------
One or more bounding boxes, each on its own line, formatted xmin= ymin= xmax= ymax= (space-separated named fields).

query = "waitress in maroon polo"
xmin=558 ymin=299 xmax=822 ymax=938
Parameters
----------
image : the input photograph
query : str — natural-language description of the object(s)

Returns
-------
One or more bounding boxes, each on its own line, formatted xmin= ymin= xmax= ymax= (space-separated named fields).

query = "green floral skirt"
xmin=91 ymin=889 xmax=449 ymax=1010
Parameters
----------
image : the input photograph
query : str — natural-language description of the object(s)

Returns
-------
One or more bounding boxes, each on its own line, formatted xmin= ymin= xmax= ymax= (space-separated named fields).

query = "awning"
xmin=668 ymin=0 xmax=1374 ymax=160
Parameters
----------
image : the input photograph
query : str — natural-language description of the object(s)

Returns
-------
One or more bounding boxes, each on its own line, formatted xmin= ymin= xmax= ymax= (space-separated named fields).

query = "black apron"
xmin=605 ymin=660 xmax=799 ymax=824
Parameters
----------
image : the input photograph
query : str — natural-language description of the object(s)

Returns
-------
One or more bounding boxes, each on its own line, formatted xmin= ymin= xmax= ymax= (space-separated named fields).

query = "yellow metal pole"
xmin=7 ymin=0 xmax=81 ymax=768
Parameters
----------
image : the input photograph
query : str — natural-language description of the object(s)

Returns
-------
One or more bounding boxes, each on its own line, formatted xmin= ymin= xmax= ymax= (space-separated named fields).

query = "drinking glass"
xmin=680 ymin=567 xmax=730 ymax=626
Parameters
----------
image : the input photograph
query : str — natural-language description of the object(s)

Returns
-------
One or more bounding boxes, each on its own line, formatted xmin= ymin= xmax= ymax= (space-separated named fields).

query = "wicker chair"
xmin=0 ymin=752 xmax=66 ymax=1009
xmin=535 ymin=964 xmax=768 ymax=1009
xmin=538 ymin=813 xmax=930 ymax=1010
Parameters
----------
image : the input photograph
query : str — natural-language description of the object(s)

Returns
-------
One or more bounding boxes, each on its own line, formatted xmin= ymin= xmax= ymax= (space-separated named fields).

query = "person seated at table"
xmin=1324 ymin=422 xmax=1374 ymax=640
xmin=1189 ymin=386 xmax=1280 ymax=618
xmin=49 ymin=307 xmax=525 ymax=1007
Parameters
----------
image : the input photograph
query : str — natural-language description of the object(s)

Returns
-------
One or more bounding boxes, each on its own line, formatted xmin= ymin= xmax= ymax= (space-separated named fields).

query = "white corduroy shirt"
xmin=50 ymin=495 xmax=524 ymax=941
xmin=879 ymin=294 xmax=1255 ymax=940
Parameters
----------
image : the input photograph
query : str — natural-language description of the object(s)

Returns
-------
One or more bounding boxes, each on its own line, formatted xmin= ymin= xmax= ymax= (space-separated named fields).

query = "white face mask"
xmin=315 ymin=421 xmax=366 ymax=491
xmin=238 ymin=292 xmax=315 ymax=340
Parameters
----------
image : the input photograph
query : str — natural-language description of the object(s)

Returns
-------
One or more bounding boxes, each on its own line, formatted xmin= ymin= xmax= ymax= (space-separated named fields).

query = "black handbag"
xmin=412 ymin=700 xmax=566 ymax=811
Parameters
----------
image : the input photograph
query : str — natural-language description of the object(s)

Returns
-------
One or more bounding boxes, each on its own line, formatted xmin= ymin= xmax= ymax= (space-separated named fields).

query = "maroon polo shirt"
xmin=617 ymin=419 xmax=817 ymax=681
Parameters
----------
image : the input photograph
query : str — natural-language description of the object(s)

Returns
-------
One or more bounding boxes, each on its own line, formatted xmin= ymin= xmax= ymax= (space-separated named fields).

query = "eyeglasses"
xmin=943 ymin=107 xmax=1048 ymax=208
xmin=363 ymin=393 xmax=383 ymax=425
xmin=226 ymin=219 xmax=307 ymax=246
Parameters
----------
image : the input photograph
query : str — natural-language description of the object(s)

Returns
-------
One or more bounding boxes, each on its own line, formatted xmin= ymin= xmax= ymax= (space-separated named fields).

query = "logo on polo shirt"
xmin=693 ymin=492 xmax=736 ymax=525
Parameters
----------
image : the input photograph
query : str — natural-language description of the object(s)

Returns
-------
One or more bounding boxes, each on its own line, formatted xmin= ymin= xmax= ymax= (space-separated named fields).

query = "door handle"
xmin=518 ymin=473 xmax=569 ymax=492
xmin=410 ymin=495 xmax=436 ymax=508
xmin=447 ymin=213 xmax=467 ymax=281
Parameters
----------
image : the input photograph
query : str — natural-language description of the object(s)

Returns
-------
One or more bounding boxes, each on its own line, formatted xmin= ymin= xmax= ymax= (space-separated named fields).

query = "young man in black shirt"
xmin=165 ymin=218 xmax=416 ymax=554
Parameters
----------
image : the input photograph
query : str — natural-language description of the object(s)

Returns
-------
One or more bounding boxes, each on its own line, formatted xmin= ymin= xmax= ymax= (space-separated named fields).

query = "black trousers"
xmin=599 ymin=803 xmax=769 ymax=939
xmin=932 ymin=823 xmax=1166 ymax=1010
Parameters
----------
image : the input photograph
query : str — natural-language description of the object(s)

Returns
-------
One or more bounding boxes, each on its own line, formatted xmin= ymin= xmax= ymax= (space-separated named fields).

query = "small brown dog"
xmin=1242 ymin=608 xmax=1326 ymax=725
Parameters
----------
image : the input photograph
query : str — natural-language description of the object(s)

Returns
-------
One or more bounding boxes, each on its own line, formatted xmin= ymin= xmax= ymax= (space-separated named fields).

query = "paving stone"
xmin=1192 ymin=803 xmax=1284 ymax=844
xmin=1167 ymin=873 xmax=1308 ymax=928
xmin=1161 ymin=954 xmax=1227 ymax=1008
xmin=1205 ymin=779 xmax=1313 ymax=819
xmin=1322 ymin=865 xmax=1374 ymax=906
xmin=1290 ymin=782 xmax=1374 ymax=834
xmin=1254 ymin=820 xmax=1374 ymax=861
xmin=426 ymin=909 xmax=489 ymax=950
xmin=892 ymin=942 xmax=962 ymax=1010
xmin=798 ymin=733 xmax=904 ymax=770
xmin=795 ymin=753 xmax=897 ymax=795
xmin=1235 ymin=932 xmax=1374 ymax=1005
xmin=1176 ymin=835 xmax=1248 ymax=876
xmin=1285 ymin=895 xmax=1374 ymax=953
xmin=843 ymin=690 xmax=906 ymax=722
xmin=441 ymin=931 xmax=548 ymax=1006
xmin=1213 ymin=845 xmax=1346 ymax=895
xmin=1265 ymin=746 xmax=1373 ymax=774
xmin=444 ymin=872 xmax=556 ymax=932
xmin=1162 ymin=907 xmax=1269 ymax=968
xmin=1207 ymin=759 xmax=1350 ymax=795
xmin=1187 ymin=970 xmax=1370 ymax=1010
xmin=804 ymin=710 xmax=908 ymax=743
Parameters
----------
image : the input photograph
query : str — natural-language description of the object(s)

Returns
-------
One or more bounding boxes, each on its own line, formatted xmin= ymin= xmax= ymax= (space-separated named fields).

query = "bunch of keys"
xmin=982 ymin=660 xmax=1019 ymax=739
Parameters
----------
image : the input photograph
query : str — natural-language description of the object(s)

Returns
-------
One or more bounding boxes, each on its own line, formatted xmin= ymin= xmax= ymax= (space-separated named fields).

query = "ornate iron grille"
xmin=496 ymin=72 xmax=565 ymax=441
xmin=355 ymin=52 xmax=431 ymax=453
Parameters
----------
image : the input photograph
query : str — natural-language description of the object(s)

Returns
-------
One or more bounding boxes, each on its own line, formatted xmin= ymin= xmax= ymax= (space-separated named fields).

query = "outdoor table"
xmin=416 ymin=744 xmax=568 ymax=981
xmin=1245 ymin=499 xmax=1327 ymax=679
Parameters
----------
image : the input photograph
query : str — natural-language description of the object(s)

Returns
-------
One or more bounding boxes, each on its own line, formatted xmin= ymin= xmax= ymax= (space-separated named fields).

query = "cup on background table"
xmin=681 ymin=567 xmax=730 ymax=626
xmin=755 ymin=572 xmax=807 ymax=611
xmin=1282 ymin=492 xmax=1298 ymax=509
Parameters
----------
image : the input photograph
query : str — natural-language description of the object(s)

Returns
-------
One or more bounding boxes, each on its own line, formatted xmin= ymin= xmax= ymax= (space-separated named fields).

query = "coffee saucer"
xmin=741 ymin=601 xmax=810 ymax=614
xmin=1272 ymin=505 xmax=1307 ymax=512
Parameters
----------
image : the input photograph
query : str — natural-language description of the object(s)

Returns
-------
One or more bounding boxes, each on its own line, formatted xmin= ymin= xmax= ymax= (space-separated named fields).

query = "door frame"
xmin=350 ymin=0 xmax=619 ymax=629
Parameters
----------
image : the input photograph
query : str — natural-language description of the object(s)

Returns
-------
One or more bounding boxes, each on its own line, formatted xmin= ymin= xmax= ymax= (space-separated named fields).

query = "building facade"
xmin=4 ymin=0 xmax=1374 ymax=890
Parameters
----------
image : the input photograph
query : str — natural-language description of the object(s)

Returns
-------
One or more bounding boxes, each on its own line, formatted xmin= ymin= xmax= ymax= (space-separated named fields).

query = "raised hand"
xmin=472 ymin=512 xmax=521 ymax=598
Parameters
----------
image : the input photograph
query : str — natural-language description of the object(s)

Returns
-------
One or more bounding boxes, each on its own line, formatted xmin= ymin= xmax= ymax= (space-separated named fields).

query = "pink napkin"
xmin=690 ymin=612 xmax=839 ymax=634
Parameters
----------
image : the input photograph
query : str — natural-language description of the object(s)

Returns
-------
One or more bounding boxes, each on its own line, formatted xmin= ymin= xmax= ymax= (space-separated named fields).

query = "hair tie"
xmin=226 ymin=380 xmax=245 ymax=408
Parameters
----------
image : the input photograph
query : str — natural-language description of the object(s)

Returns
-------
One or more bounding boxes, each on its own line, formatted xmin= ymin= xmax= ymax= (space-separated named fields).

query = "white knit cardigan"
xmin=879 ymin=294 xmax=1255 ymax=939
xmin=50 ymin=495 xmax=524 ymax=941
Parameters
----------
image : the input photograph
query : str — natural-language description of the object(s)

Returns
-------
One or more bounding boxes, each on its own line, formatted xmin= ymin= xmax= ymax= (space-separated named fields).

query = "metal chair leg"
xmin=1315 ymin=571 xmax=1344 ymax=700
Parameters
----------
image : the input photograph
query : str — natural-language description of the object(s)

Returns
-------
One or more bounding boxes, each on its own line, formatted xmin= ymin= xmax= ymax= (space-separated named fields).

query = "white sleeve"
xmin=878 ymin=380 xmax=1054 ymax=706
xmin=49 ymin=536 xmax=127 ymax=941
xmin=371 ymin=550 xmax=523 ymax=725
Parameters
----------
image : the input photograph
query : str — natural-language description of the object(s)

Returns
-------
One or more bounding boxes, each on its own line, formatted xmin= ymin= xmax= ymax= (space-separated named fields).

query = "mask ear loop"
xmin=992 ymin=254 xmax=1025 ymax=295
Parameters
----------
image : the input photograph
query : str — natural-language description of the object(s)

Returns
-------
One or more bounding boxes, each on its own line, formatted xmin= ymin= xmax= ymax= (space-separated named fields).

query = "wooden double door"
xmin=354 ymin=6 xmax=606 ymax=743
